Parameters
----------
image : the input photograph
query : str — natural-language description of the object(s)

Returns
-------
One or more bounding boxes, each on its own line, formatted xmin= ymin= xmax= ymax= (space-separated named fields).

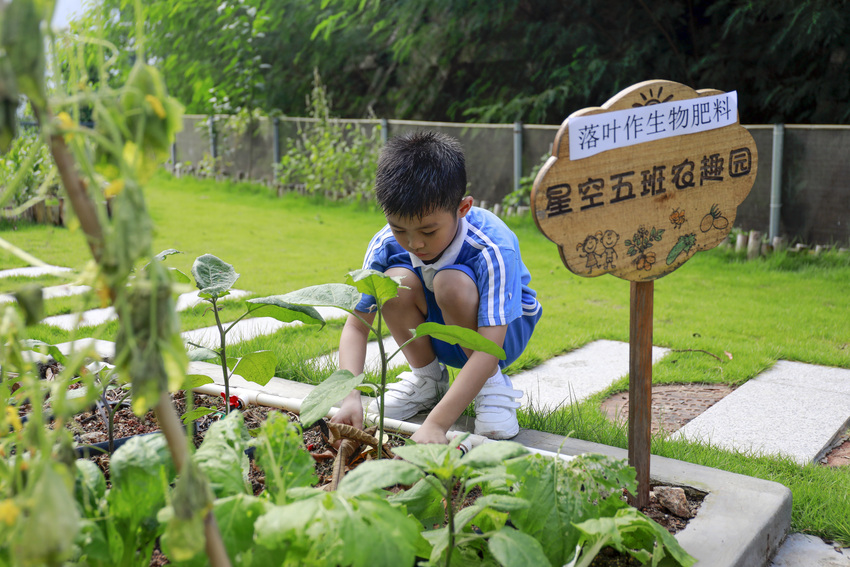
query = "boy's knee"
xmin=433 ymin=269 xmax=478 ymax=314
xmin=384 ymin=267 xmax=426 ymax=311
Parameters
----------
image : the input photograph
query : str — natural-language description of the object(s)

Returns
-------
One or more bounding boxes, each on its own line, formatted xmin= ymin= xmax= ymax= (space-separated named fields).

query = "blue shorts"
xmin=402 ymin=263 xmax=542 ymax=370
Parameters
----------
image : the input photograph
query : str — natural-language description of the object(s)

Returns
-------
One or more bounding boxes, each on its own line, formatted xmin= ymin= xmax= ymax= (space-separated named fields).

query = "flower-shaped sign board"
xmin=532 ymin=80 xmax=758 ymax=281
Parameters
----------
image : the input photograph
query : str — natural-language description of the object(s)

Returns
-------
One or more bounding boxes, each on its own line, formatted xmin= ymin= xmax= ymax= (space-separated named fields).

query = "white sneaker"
xmin=474 ymin=377 xmax=522 ymax=439
xmin=367 ymin=366 xmax=448 ymax=421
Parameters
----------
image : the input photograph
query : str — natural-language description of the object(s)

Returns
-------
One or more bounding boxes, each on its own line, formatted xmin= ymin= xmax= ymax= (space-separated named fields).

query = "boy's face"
xmin=386 ymin=196 xmax=473 ymax=262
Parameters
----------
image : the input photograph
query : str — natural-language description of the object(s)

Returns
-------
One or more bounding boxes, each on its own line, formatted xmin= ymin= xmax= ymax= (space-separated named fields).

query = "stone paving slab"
xmin=510 ymin=339 xmax=670 ymax=411
xmin=0 ymin=266 xmax=71 ymax=278
xmin=0 ymin=284 xmax=91 ymax=304
xmin=42 ymin=307 xmax=116 ymax=330
xmin=769 ymin=534 xmax=850 ymax=566
xmin=677 ymin=360 xmax=850 ymax=464
xmin=55 ymin=338 xmax=117 ymax=360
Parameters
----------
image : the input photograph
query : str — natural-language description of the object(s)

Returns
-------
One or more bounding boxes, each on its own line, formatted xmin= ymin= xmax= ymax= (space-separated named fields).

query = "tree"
xmin=76 ymin=0 xmax=850 ymax=125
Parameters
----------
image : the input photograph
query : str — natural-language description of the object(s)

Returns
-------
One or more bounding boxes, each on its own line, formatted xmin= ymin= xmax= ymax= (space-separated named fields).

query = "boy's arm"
xmin=331 ymin=311 xmax=375 ymax=429
xmin=412 ymin=324 xmax=508 ymax=444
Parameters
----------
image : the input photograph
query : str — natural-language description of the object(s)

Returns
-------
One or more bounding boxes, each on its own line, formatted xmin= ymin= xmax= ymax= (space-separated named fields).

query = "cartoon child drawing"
xmin=577 ymin=232 xmax=602 ymax=273
xmin=601 ymin=229 xmax=619 ymax=270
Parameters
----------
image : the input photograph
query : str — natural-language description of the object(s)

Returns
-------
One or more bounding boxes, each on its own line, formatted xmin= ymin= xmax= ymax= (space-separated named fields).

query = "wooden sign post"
xmin=531 ymin=80 xmax=757 ymax=507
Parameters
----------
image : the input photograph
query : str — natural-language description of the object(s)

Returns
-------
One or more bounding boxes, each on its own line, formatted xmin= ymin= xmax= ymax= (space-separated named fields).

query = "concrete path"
xmin=511 ymin=339 xmax=670 ymax=411
xmin=677 ymin=361 xmax=850 ymax=464
xmin=0 ymin=266 xmax=71 ymax=278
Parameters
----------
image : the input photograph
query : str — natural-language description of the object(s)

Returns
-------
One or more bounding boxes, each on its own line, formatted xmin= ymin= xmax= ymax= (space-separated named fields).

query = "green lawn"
xmin=3 ymin=171 xmax=850 ymax=544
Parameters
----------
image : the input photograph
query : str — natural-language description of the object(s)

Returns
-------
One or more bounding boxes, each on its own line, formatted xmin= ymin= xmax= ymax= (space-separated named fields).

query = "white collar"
xmin=409 ymin=216 xmax=468 ymax=272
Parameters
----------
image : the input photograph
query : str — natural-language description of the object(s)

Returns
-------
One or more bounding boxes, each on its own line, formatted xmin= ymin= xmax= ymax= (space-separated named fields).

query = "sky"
xmin=51 ymin=0 xmax=85 ymax=29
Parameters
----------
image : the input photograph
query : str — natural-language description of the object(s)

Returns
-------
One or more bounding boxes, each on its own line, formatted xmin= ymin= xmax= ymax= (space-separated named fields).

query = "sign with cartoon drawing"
xmin=532 ymin=80 xmax=758 ymax=281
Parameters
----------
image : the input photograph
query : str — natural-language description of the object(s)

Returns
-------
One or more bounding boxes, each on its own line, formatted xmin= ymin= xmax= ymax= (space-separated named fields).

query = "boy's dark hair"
xmin=375 ymin=131 xmax=467 ymax=218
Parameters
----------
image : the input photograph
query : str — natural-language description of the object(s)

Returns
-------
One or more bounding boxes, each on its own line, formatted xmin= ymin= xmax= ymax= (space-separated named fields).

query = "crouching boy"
xmin=333 ymin=131 xmax=542 ymax=444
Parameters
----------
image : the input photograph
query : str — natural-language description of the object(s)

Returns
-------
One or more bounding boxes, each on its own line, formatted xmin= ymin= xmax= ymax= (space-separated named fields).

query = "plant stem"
xmin=444 ymin=479 xmax=456 ymax=567
xmin=154 ymin=392 xmax=231 ymax=567
xmin=211 ymin=297 xmax=230 ymax=415
xmin=33 ymin=105 xmax=104 ymax=265
xmin=374 ymin=305 xmax=386 ymax=458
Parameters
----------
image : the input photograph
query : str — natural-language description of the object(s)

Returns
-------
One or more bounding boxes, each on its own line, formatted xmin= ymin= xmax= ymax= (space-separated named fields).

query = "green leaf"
xmin=250 ymin=412 xmax=317 ymax=503
xmin=345 ymin=268 xmax=404 ymax=303
xmin=488 ymin=527 xmax=553 ymax=567
xmin=181 ymin=406 xmax=218 ymax=424
xmin=393 ymin=443 xmax=463 ymax=481
xmin=74 ymin=459 xmax=106 ymax=516
xmin=20 ymin=339 xmax=67 ymax=365
xmin=255 ymin=493 xmax=423 ymax=567
xmin=169 ymin=267 xmax=192 ymax=284
xmin=338 ymin=459 xmax=424 ymax=496
xmin=462 ymin=441 xmax=527 ymax=468
xmin=246 ymin=295 xmax=326 ymax=326
xmin=413 ymin=322 xmax=507 ymax=360
xmin=187 ymin=348 xmax=219 ymax=362
xmin=299 ymin=369 xmax=363 ymax=426
xmin=388 ymin=477 xmax=446 ymax=528
xmin=191 ymin=254 xmax=239 ymax=298
xmin=276 ymin=283 xmax=361 ymax=311
xmin=232 ymin=350 xmax=277 ymax=386
xmin=194 ymin=411 xmax=251 ymax=498
xmin=186 ymin=374 xmax=215 ymax=388
xmin=154 ymin=248 xmax=181 ymax=261
xmin=108 ymin=434 xmax=175 ymax=527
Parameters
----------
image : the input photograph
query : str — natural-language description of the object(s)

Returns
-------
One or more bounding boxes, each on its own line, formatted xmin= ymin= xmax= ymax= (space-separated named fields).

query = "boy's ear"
xmin=458 ymin=196 xmax=474 ymax=218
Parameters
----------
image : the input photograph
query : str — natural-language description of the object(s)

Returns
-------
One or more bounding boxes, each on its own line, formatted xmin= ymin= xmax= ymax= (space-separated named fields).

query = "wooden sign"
xmin=532 ymin=80 xmax=758 ymax=281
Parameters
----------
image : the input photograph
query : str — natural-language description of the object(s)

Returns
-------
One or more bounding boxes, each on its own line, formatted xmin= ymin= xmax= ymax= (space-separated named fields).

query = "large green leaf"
xmin=393 ymin=443 xmax=463 ymax=481
xmin=254 ymin=493 xmax=423 ymax=567
xmin=277 ymin=283 xmax=361 ymax=311
xmin=231 ymin=350 xmax=277 ymax=386
xmin=187 ymin=348 xmax=218 ymax=362
xmin=246 ymin=295 xmax=326 ymax=326
xmin=299 ymin=369 xmax=363 ymax=426
xmin=345 ymin=268 xmax=404 ymax=303
xmin=338 ymin=460 xmax=424 ymax=497
xmin=108 ymin=434 xmax=175 ymax=527
xmin=191 ymin=254 xmax=239 ymax=298
xmin=388 ymin=477 xmax=446 ymax=528
xmin=488 ymin=527 xmax=553 ymax=567
xmin=250 ymin=412 xmax=317 ymax=504
xmin=413 ymin=322 xmax=506 ymax=360
xmin=193 ymin=411 xmax=251 ymax=498
xmin=462 ymin=440 xmax=527 ymax=468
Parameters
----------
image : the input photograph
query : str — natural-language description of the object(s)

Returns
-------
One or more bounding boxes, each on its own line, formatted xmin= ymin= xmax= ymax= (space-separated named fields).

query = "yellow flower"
xmin=56 ymin=112 xmax=75 ymax=140
xmin=105 ymin=178 xmax=125 ymax=198
xmin=145 ymin=94 xmax=167 ymax=119
xmin=5 ymin=406 xmax=22 ymax=433
xmin=0 ymin=499 xmax=20 ymax=526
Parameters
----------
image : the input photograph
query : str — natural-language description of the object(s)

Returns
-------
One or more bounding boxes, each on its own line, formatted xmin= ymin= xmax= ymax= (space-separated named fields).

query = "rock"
xmin=654 ymin=486 xmax=693 ymax=518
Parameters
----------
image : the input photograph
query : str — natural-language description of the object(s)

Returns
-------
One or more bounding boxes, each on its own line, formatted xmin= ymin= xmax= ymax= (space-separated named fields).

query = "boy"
xmin=333 ymin=131 xmax=542 ymax=444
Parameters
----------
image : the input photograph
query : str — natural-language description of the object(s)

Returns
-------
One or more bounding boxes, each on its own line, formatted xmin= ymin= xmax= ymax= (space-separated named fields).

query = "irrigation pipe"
xmin=193 ymin=383 xmax=575 ymax=463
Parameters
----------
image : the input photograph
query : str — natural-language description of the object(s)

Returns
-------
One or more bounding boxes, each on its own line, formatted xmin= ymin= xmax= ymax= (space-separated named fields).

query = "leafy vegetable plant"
xmin=185 ymin=253 xmax=326 ymax=417
xmin=278 ymin=268 xmax=506 ymax=454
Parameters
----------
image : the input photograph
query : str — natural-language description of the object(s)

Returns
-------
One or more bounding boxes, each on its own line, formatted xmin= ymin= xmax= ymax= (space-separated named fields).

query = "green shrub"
xmin=0 ymin=126 xmax=57 ymax=216
xmin=278 ymin=70 xmax=382 ymax=201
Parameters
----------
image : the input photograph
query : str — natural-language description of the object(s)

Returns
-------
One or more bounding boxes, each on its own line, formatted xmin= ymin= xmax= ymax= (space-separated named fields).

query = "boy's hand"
xmin=411 ymin=421 xmax=449 ymax=445
xmin=331 ymin=392 xmax=364 ymax=430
